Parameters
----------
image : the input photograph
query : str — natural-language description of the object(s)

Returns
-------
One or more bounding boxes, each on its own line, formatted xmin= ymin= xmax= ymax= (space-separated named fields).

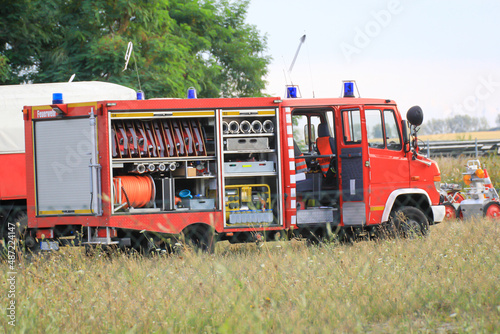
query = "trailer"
xmin=0 ymin=81 xmax=137 ymax=244
xmin=20 ymin=82 xmax=445 ymax=252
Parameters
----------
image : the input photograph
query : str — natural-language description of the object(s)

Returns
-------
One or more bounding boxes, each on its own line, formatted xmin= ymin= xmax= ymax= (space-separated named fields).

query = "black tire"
xmin=390 ymin=206 xmax=429 ymax=238
xmin=183 ymin=225 xmax=216 ymax=254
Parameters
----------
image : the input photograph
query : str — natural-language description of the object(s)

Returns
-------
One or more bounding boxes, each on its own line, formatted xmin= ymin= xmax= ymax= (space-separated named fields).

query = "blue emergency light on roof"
xmin=187 ymin=87 xmax=197 ymax=99
xmin=136 ymin=90 xmax=145 ymax=100
xmin=52 ymin=93 xmax=63 ymax=104
xmin=343 ymin=81 xmax=355 ymax=98
xmin=287 ymin=86 xmax=297 ymax=98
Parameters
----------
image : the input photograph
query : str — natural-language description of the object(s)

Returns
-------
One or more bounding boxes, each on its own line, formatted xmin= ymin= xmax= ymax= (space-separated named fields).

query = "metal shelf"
xmin=223 ymin=133 xmax=274 ymax=138
xmin=112 ymin=156 xmax=216 ymax=164
xmin=224 ymin=149 xmax=275 ymax=154
xmin=224 ymin=172 xmax=277 ymax=177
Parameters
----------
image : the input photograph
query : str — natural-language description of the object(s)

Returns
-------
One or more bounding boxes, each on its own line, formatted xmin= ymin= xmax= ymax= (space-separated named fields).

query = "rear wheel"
xmin=391 ymin=206 xmax=429 ymax=238
xmin=444 ymin=203 xmax=458 ymax=220
xmin=484 ymin=202 xmax=500 ymax=219
xmin=183 ymin=225 xmax=216 ymax=253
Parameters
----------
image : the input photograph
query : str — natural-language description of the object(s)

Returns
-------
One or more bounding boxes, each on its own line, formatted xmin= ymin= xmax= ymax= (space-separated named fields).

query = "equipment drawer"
xmin=226 ymin=137 xmax=269 ymax=151
xmin=224 ymin=161 xmax=274 ymax=173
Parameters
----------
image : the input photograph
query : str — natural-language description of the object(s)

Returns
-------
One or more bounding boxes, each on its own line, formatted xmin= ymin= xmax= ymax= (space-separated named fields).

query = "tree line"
xmin=419 ymin=114 xmax=490 ymax=135
xmin=0 ymin=0 xmax=270 ymax=98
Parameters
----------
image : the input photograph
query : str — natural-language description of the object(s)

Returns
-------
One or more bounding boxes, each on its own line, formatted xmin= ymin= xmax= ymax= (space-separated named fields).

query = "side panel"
xmin=339 ymin=147 xmax=364 ymax=202
xmin=0 ymin=153 xmax=26 ymax=200
xmin=34 ymin=117 xmax=97 ymax=215
xmin=280 ymin=107 xmax=298 ymax=229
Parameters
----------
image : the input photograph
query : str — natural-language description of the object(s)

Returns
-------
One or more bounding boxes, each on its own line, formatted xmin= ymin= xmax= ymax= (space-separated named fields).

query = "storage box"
xmin=226 ymin=137 xmax=269 ymax=151
xmin=224 ymin=161 xmax=274 ymax=173
xmin=172 ymin=166 xmax=196 ymax=177
xmin=181 ymin=198 xmax=215 ymax=210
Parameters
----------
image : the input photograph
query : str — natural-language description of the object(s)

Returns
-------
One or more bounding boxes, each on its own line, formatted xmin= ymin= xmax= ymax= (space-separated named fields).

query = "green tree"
xmin=0 ymin=0 xmax=270 ymax=98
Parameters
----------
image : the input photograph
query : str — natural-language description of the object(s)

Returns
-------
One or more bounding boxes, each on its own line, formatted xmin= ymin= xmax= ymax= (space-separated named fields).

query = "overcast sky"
xmin=246 ymin=0 xmax=500 ymax=124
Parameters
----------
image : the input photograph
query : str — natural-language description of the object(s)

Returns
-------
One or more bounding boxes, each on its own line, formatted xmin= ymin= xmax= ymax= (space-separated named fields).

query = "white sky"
xmin=246 ymin=0 xmax=500 ymax=124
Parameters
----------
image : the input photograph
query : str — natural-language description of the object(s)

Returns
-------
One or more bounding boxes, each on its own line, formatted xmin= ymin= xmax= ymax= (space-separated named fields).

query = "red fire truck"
xmin=20 ymin=82 xmax=445 ymax=252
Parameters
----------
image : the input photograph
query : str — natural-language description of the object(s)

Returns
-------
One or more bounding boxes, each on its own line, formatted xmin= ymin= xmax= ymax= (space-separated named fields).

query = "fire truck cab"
xmin=22 ymin=82 xmax=445 ymax=252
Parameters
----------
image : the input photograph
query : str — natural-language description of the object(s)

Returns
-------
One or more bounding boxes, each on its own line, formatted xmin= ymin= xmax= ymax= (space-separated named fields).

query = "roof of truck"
xmin=0 ymin=81 xmax=136 ymax=154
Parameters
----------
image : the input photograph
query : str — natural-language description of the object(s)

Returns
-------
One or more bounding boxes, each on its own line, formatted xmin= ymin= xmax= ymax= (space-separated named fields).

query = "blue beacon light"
xmin=343 ymin=81 xmax=355 ymax=98
xmin=52 ymin=93 xmax=63 ymax=104
xmin=137 ymin=90 xmax=145 ymax=100
xmin=187 ymin=87 xmax=197 ymax=99
xmin=287 ymin=86 xmax=297 ymax=98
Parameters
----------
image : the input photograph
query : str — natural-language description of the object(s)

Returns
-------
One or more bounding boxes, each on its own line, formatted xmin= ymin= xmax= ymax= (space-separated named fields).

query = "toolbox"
xmin=181 ymin=198 xmax=215 ymax=210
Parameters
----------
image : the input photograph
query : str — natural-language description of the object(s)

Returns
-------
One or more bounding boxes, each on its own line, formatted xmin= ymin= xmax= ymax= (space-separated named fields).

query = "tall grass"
xmin=2 ymin=218 xmax=499 ymax=333
xmin=2 ymin=156 xmax=499 ymax=333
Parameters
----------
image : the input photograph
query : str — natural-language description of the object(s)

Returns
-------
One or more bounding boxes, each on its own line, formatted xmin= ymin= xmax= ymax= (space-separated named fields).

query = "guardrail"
xmin=419 ymin=139 xmax=500 ymax=157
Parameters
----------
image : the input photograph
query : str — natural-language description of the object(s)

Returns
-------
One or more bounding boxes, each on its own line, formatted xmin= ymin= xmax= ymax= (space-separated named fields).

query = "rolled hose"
xmin=228 ymin=120 xmax=239 ymax=134
xmin=222 ymin=121 xmax=229 ymax=134
xmin=114 ymin=175 xmax=155 ymax=208
xmin=251 ymin=120 xmax=262 ymax=133
xmin=239 ymin=120 xmax=251 ymax=134
xmin=263 ymin=120 xmax=274 ymax=133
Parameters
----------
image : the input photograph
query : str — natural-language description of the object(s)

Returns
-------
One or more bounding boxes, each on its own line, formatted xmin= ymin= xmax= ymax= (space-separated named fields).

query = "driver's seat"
xmin=316 ymin=123 xmax=335 ymax=176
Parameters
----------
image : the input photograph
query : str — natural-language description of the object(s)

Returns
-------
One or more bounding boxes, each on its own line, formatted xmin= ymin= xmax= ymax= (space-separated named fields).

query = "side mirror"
xmin=407 ymin=106 xmax=423 ymax=126
xmin=401 ymin=120 xmax=410 ymax=153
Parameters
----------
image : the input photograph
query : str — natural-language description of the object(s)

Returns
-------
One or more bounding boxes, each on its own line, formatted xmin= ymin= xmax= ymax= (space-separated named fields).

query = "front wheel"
xmin=391 ymin=206 xmax=429 ymax=238
xmin=484 ymin=202 xmax=500 ymax=219
xmin=444 ymin=203 xmax=458 ymax=220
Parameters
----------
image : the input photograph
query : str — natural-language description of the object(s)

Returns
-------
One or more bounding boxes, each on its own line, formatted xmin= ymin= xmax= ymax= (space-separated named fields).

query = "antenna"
xmin=123 ymin=41 xmax=142 ymax=92
xmin=68 ymin=74 xmax=75 ymax=82
xmin=289 ymin=34 xmax=306 ymax=73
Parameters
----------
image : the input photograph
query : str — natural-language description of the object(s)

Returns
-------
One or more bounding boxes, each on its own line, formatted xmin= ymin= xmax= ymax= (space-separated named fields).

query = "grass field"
xmin=2 ymin=220 xmax=499 ymax=333
xmin=2 ymin=157 xmax=500 ymax=333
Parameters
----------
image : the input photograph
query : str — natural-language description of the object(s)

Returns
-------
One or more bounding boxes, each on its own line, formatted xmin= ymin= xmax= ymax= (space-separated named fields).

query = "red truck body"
xmin=20 ymin=87 xmax=445 ymax=251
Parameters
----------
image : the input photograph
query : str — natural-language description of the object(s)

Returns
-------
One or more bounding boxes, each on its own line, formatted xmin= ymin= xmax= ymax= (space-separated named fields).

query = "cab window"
xmin=365 ymin=109 xmax=384 ymax=148
xmin=384 ymin=110 xmax=402 ymax=151
xmin=292 ymin=114 xmax=323 ymax=153
xmin=342 ymin=109 xmax=362 ymax=144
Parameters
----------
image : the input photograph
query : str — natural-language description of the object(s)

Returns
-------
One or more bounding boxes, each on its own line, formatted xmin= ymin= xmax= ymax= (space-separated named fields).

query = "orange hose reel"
xmin=113 ymin=175 xmax=155 ymax=208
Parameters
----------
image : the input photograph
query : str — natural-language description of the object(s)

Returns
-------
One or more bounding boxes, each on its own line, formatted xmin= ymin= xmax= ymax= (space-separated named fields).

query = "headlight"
xmin=433 ymin=175 xmax=441 ymax=192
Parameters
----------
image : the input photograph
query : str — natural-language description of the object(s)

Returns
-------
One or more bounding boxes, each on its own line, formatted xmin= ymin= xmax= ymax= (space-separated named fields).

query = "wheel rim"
xmin=444 ymin=204 xmax=456 ymax=219
xmin=445 ymin=205 xmax=456 ymax=219
xmin=485 ymin=203 xmax=500 ymax=219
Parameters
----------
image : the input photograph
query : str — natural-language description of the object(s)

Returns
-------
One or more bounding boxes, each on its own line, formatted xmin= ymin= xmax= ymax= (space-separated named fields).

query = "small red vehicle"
xmin=441 ymin=160 xmax=500 ymax=219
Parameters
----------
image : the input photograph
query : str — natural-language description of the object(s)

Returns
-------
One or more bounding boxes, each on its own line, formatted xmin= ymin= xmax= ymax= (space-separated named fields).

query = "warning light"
xmin=287 ymin=86 xmax=297 ymax=98
xmin=475 ymin=169 xmax=485 ymax=178
xmin=187 ymin=87 xmax=197 ymax=99
xmin=137 ymin=90 xmax=145 ymax=100
xmin=343 ymin=81 xmax=355 ymax=98
xmin=463 ymin=174 xmax=472 ymax=185
xmin=52 ymin=93 xmax=63 ymax=104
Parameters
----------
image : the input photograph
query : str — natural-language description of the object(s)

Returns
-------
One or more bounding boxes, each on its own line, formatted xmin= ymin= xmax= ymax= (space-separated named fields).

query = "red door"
xmin=337 ymin=106 xmax=369 ymax=227
xmin=363 ymin=107 xmax=409 ymax=225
